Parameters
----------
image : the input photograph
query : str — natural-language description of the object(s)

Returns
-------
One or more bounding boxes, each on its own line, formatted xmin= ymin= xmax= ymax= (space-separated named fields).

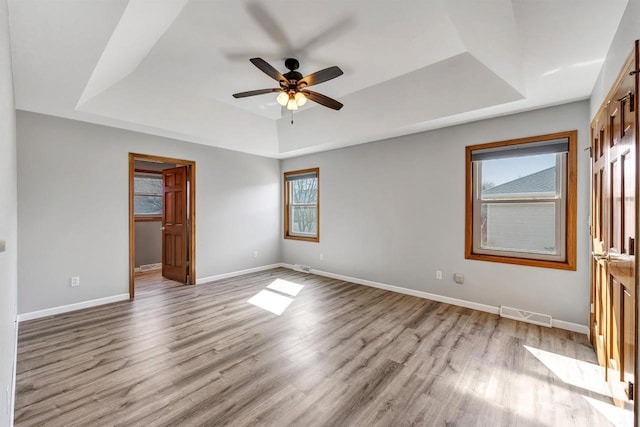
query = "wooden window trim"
xmin=134 ymin=216 xmax=162 ymax=222
xmin=464 ymin=130 xmax=577 ymax=270
xmin=134 ymin=168 xmax=163 ymax=175
xmin=284 ymin=167 xmax=320 ymax=243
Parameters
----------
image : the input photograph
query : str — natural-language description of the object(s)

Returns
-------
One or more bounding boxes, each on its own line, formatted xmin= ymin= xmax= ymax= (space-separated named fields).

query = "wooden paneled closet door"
xmin=590 ymin=41 xmax=638 ymax=409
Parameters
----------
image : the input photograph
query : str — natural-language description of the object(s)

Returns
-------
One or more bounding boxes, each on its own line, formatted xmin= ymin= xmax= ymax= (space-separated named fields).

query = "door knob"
xmin=592 ymin=251 xmax=609 ymax=261
xmin=161 ymin=227 xmax=166 ymax=231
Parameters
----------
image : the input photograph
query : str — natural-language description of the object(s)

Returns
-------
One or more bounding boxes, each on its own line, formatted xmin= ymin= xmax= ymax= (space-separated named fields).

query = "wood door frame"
xmin=129 ymin=153 xmax=196 ymax=299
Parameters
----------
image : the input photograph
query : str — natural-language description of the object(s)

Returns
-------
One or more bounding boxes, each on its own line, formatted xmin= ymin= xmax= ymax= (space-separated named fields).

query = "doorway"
xmin=589 ymin=41 xmax=638 ymax=420
xmin=129 ymin=153 xmax=196 ymax=299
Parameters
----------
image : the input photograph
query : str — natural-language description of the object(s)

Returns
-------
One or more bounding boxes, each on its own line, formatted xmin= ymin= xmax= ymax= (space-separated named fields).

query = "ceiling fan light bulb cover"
xmin=294 ymin=92 xmax=307 ymax=106
xmin=287 ymin=98 xmax=298 ymax=110
xmin=276 ymin=91 xmax=289 ymax=106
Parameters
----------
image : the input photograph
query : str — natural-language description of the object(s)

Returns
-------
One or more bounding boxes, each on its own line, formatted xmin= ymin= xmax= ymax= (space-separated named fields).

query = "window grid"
xmin=134 ymin=174 xmax=163 ymax=217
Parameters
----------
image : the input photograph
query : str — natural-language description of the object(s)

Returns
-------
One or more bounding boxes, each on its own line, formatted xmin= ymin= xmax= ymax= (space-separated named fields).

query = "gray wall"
xmin=135 ymin=221 xmax=161 ymax=267
xmin=281 ymin=101 xmax=591 ymax=325
xmin=17 ymin=111 xmax=281 ymax=314
xmin=590 ymin=0 xmax=640 ymax=117
xmin=0 ymin=0 xmax=17 ymax=424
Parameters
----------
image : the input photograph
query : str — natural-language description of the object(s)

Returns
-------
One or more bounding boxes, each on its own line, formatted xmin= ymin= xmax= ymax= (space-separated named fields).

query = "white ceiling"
xmin=8 ymin=0 xmax=629 ymax=158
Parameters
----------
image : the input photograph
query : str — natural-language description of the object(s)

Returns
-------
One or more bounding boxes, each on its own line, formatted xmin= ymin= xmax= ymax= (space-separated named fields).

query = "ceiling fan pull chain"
xmin=291 ymin=109 xmax=294 ymax=125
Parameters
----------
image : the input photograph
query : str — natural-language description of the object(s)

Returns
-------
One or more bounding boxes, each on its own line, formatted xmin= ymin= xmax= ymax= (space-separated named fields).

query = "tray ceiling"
xmin=9 ymin=0 xmax=629 ymax=157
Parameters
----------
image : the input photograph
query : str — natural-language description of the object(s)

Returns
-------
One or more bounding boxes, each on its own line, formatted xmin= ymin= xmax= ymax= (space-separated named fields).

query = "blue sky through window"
xmin=482 ymin=153 xmax=555 ymax=187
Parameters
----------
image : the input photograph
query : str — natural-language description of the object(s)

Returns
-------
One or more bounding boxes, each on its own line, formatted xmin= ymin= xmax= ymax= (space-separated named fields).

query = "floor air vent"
xmin=294 ymin=264 xmax=311 ymax=273
xmin=139 ymin=263 xmax=162 ymax=272
xmin=499 ymin=306 xmax=552 ymax=328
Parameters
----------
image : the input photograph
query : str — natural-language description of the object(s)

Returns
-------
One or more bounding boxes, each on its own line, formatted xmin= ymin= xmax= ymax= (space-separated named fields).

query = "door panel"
xmin=624 ymin=284 xmax=636 ymax=398
xmin=162 ymin=166 xmax=188 ymax=283
xmin=611 ymin=158 xmax=621 ymax=253
xmin=591 ymin=117 xmax=609 ymax=368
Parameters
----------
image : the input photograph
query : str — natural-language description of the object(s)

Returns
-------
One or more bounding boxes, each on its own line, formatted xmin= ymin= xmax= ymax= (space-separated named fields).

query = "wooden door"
xmin=162 ymin=166 xmax=189 ymax=283
xmin=607 ymin=50 xmax=637 ymax=405
xmin=591 ymin=42 xmax=638 ymax=407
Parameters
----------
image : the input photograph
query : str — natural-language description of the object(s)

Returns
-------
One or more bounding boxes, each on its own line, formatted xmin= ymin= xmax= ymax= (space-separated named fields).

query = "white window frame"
xmin=472 ymin=153 xmax=567 ymax=261
xmin=133 ymin=172 xmax=163 ymax=217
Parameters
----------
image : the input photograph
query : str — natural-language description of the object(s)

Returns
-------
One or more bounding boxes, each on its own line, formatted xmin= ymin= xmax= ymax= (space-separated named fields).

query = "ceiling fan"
xmin=233 ymin=57 xmax=344 ymax=111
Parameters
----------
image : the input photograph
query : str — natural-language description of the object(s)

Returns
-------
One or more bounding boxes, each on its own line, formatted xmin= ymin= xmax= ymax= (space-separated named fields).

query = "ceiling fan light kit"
xmin=233 ymin=57 xmax=344 ymax=121
xmin=276 ymin=91 xmax=307 ymax=110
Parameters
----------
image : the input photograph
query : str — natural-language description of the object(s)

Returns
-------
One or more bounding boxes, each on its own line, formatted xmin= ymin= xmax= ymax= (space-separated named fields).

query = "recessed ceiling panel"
xmin=277 ymin=52 xmax=524 ymax=155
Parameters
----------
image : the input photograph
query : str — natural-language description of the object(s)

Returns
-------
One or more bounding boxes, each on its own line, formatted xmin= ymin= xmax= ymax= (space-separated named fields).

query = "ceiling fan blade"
xmin=250 ymin=58 xmax=288 ymax=84
xmin=297 ymin=17 xmax=354 ymax=54
xmin=246 ymin=2 xmax=292 ymax=51
xmin=302 ymin=90 xmax=343 ymax=110
xmin=233 ymin=88 xmax=282 ymax=98
xmin=298 ymin=66 xmax=343 ymax=88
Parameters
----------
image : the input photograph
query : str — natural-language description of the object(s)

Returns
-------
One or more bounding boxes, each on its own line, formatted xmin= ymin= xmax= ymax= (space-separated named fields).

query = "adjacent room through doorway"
xmin=129 ymin=153 xmax=196 ymax=298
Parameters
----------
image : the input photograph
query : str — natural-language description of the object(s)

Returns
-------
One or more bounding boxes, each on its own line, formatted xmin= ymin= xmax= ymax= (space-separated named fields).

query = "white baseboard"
xmin=196 ymin=263 xmax=287 ymax=285
xmin=552 ymin=319 xmax=590 ymax=336
xmin=16 ymin=263 xmax=289 ymax=321
xmin=281 ymin=264 xmax=589 ymax=337
xmin=17 ymin=294 xmax=130 ymax=322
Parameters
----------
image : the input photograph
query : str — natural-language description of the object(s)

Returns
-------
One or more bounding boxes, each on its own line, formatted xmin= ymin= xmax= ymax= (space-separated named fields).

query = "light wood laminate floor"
xmin=15 ymin=268 xmax=623 ymax=426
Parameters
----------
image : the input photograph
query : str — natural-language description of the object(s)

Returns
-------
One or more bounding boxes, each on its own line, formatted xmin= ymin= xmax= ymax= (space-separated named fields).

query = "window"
xmin=284 ymin=168 xmax=319 ymax=242
xmin=134 ymin=173 xmax=163 ymax=217
xmin=465 ymin=131 xmax=577 ymax=270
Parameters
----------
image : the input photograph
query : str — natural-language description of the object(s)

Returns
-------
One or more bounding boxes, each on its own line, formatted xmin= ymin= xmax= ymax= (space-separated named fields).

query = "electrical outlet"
xmin=319 ymin=253 xmax=324 ymax=261
xmin=436 ymin=271 xmax=443 ymax=280
xmin=253 ymin=250 xmax=258 ymax=258
xmin=454 ymin=273 xmax=464 ymax=284
xmin=71 ymin=276 xmax=80 ymax=287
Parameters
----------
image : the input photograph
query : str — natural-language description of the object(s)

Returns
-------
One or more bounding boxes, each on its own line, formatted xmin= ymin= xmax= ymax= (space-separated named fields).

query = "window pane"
xmin=482 ymin=202 xmax=557 ymax=254
xmin=291 ymin=206 xmax=317 ymax=235
xmin=291 ymin=177 xmax=318 ymax=204
xmin=480 ymin=153 xmax=558 ymax=199
xmin=134 ymin=195 xmax=163 ymax=215
xmin=134 ymin=177 xmax=162 ymax=195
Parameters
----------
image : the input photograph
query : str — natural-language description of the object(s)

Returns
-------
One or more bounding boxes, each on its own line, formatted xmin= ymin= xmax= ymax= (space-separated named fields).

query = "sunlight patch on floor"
xmin=583 ymin=396 xmax=633 ymax=427
xmin=267 ymin=278 xmax=304 ymax=296
xmin=525 ymin=345 xmax=632 ymax=427
xmin=248 ymin=289 xmax=293 ymax=315
xmin=524 ymin=345 xmax=610 ymax=397
xmin=247 ymin=278 xmax=305 ymax=315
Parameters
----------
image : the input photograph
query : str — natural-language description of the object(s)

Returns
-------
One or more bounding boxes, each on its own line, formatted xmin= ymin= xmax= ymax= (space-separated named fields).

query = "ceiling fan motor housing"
xmin=284 ymin=70 xmax=303 ymax=85
xmin=284 ymin=58 xmax=299 ymax=71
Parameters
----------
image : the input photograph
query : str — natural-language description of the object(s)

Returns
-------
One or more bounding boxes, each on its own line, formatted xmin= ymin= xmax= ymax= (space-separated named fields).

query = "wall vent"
xmin=135 ymin=263 xmax=162 ymax=273
xmin=499 ymin=306 xmax=552 ymax=328
xmin=294 ymin=264 xmax=311 ymax=273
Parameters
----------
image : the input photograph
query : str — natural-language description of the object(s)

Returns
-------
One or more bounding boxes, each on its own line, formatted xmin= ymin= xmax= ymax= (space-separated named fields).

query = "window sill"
xmin=465 ymin=252 xmax=576 ymax=271
xmin=135 ymin=216 xmax=162 ymax=222
xmin=284 ymin=235 xmax=319 ymax=243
